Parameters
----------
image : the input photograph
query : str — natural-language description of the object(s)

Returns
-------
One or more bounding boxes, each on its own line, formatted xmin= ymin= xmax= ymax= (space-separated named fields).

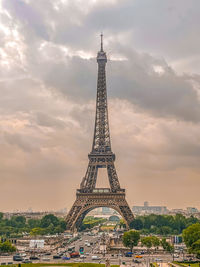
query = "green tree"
xmin=182 ymin=223 xmax=200 ymax=258
xmin=151 ymin=236 xmax=160 ymax=251
xmin=0 ymin=241 xmax=16 ymax=252
xmin=186 ymin=216 xmax=199 ymax=226
xmin=161 ymin=238 xmax=174 ymax=253
xmin=40 ymin=214 xmax=59 ymax=228
xmin=159 ymin=226 xmax=172 ymax=235
xmin=182 ymin=223 xmax=200 ymax=248
xmin=30 ymin=227 xmax=45 ymax=236
xmin=28 ymin=219 xmax=40 ymax=229
xmin=0 ymin=226 xmax=15 ymax=237
xmin=141 ymin=236 xmax=153 ymax=253
xmin=190 ymin=239 xmax=200 ymax=258
xmin=123 ymin=230 xmax=140 ymax=252
xmin=130 ymin=218 xmax=143 ymax=230
xmin=119 ymin=219 xmax=126 ymax=229
xmin=59 ymin=220 xmax=66 ymax=231
xmin=15 ymin=216 xmax=26 ymax=225
xmin=173 ymin=214 xmax=186 ymax=233
xmin=0 ymin=213 xmax=3 ymax=221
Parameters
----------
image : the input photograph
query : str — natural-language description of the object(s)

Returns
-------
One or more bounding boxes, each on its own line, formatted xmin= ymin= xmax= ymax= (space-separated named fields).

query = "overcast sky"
xmin=0 ymin=0 xmax=200 ymax=212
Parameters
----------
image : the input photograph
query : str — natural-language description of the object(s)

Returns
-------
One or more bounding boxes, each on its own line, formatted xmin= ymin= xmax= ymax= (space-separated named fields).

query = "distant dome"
xmin=109 ymin=215 xmax=120 ymax=222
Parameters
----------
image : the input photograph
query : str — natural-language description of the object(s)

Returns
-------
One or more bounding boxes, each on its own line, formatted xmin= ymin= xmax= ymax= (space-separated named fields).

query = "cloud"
xmin=27 ymin=43 xmax=200 ymax=122
xmin=0 ymin=0 xmax=200 ymax=211
xmin=35 ymin=112 xmax=66 ymax=129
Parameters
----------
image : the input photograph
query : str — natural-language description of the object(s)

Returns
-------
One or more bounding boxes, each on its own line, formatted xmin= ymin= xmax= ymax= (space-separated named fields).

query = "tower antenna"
xmin=100 ymin=32 xmax=103 ymax=51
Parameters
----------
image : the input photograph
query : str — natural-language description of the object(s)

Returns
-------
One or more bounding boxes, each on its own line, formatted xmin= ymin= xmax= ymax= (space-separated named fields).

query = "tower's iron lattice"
xmin=66 ymin=34 xmax=134 ymax=231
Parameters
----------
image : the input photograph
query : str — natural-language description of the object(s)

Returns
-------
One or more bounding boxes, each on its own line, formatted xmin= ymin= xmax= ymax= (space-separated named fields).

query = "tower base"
xmin=66 ymin=189 xmax=134 ymax=231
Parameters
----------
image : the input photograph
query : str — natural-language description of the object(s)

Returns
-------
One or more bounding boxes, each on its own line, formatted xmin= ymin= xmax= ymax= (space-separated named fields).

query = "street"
xmin=0 ymin=232 xmax=175 ymax=265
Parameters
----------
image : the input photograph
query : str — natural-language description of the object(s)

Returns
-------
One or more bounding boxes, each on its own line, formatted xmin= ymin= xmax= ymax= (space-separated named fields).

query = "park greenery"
xmin=80 ymin=216 xmax=107 ymax=231
xmin=130 ymin=214 xmax=199 ymax=235
xmin=0 ymin=213 xmax=66 ymax=237
xmin=0 ymin=212 xmax=107 ymax=237
xmin=183 ymin=223 xmax=200 ymax=258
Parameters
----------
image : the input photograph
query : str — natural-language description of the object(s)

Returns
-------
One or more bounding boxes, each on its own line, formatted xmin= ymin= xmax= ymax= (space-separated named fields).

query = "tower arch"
xmin=71 ymin=204 xmax=129 ymax=231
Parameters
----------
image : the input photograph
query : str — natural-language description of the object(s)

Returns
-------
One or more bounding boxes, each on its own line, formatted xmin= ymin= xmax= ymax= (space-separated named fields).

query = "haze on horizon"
xmin=0 ymin=0 xmax=200 ymax=212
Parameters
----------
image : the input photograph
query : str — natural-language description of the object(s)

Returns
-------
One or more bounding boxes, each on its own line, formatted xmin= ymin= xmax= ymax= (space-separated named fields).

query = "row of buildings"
xmin=132 ymin=201 xmax=199 ymax=216
xmin=2 ymin=202 xmax=200 ymax=220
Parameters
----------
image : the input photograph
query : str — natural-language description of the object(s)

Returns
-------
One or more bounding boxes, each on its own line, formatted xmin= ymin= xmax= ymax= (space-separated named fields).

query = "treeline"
xmin=124 ymin=222 xmax=200 ymax=259
xmin=0 ymin=213 xmax=66 ymax=237
xmin=80 ymin=216 xmax=107 ymax=231
xmin=130 ymin=214 xmax=199 ymax=235
xmin=123 ymin=231 xmax=174 ymax=253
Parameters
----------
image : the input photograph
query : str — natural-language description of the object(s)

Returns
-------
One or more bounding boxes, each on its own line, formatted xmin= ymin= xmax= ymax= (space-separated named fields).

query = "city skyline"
xmin=2 ymin=201 xmax=199 ymax=213
xmin=0 ymin=0 xmax=200 ymax=211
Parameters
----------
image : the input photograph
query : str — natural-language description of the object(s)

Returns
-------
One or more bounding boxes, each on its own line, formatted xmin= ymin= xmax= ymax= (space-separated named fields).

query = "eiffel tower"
xmin=66 ymin=34 xmax=134 ymax=231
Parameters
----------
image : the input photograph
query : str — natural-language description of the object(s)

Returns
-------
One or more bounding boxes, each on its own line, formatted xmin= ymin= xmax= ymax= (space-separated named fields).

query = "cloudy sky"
xmin=0 ymin=0 xmax=200 ymax=212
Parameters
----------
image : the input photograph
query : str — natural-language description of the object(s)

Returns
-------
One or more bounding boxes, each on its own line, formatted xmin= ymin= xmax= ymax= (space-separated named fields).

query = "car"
xmin=22 ymin=259 xmax=32 ymax=263
xmin=44 ymin=252 xmax=51 ymax=255
xmin=30 ymin=256 xmax=40 ymax=260
xmin=53 ymin=255 xmax=62 ymax=259
xmin=135 ymin=255 xmax=143 ymax=258
xmin=155 ymin=258 xmax=162 ymax=262
xmin=13 ymin=255 xmax=23 ymax=261
xmin=80 ymin=255 xmax=86 ymax=258
xmin=70 ymin=252 xmax=80 ymax=258
xmin=62 ymin=256 xmax=70 ymax=260
xmin=92 ymin=255 xmax=101 ymax=260
xmin=42 ymin=257 xmax=50 ymax=261
xmin=174 ymin=254 xmax=179 ymax=258
xmin=133 ymin=259 xmax=141 ymax=263
xmin=125 ymin=252 xmax=133 ymax=257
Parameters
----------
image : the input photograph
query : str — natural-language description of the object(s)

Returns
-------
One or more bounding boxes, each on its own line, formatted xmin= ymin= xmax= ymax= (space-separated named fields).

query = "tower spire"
xmin=100 ymin=32 xmax=103 ymax=51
